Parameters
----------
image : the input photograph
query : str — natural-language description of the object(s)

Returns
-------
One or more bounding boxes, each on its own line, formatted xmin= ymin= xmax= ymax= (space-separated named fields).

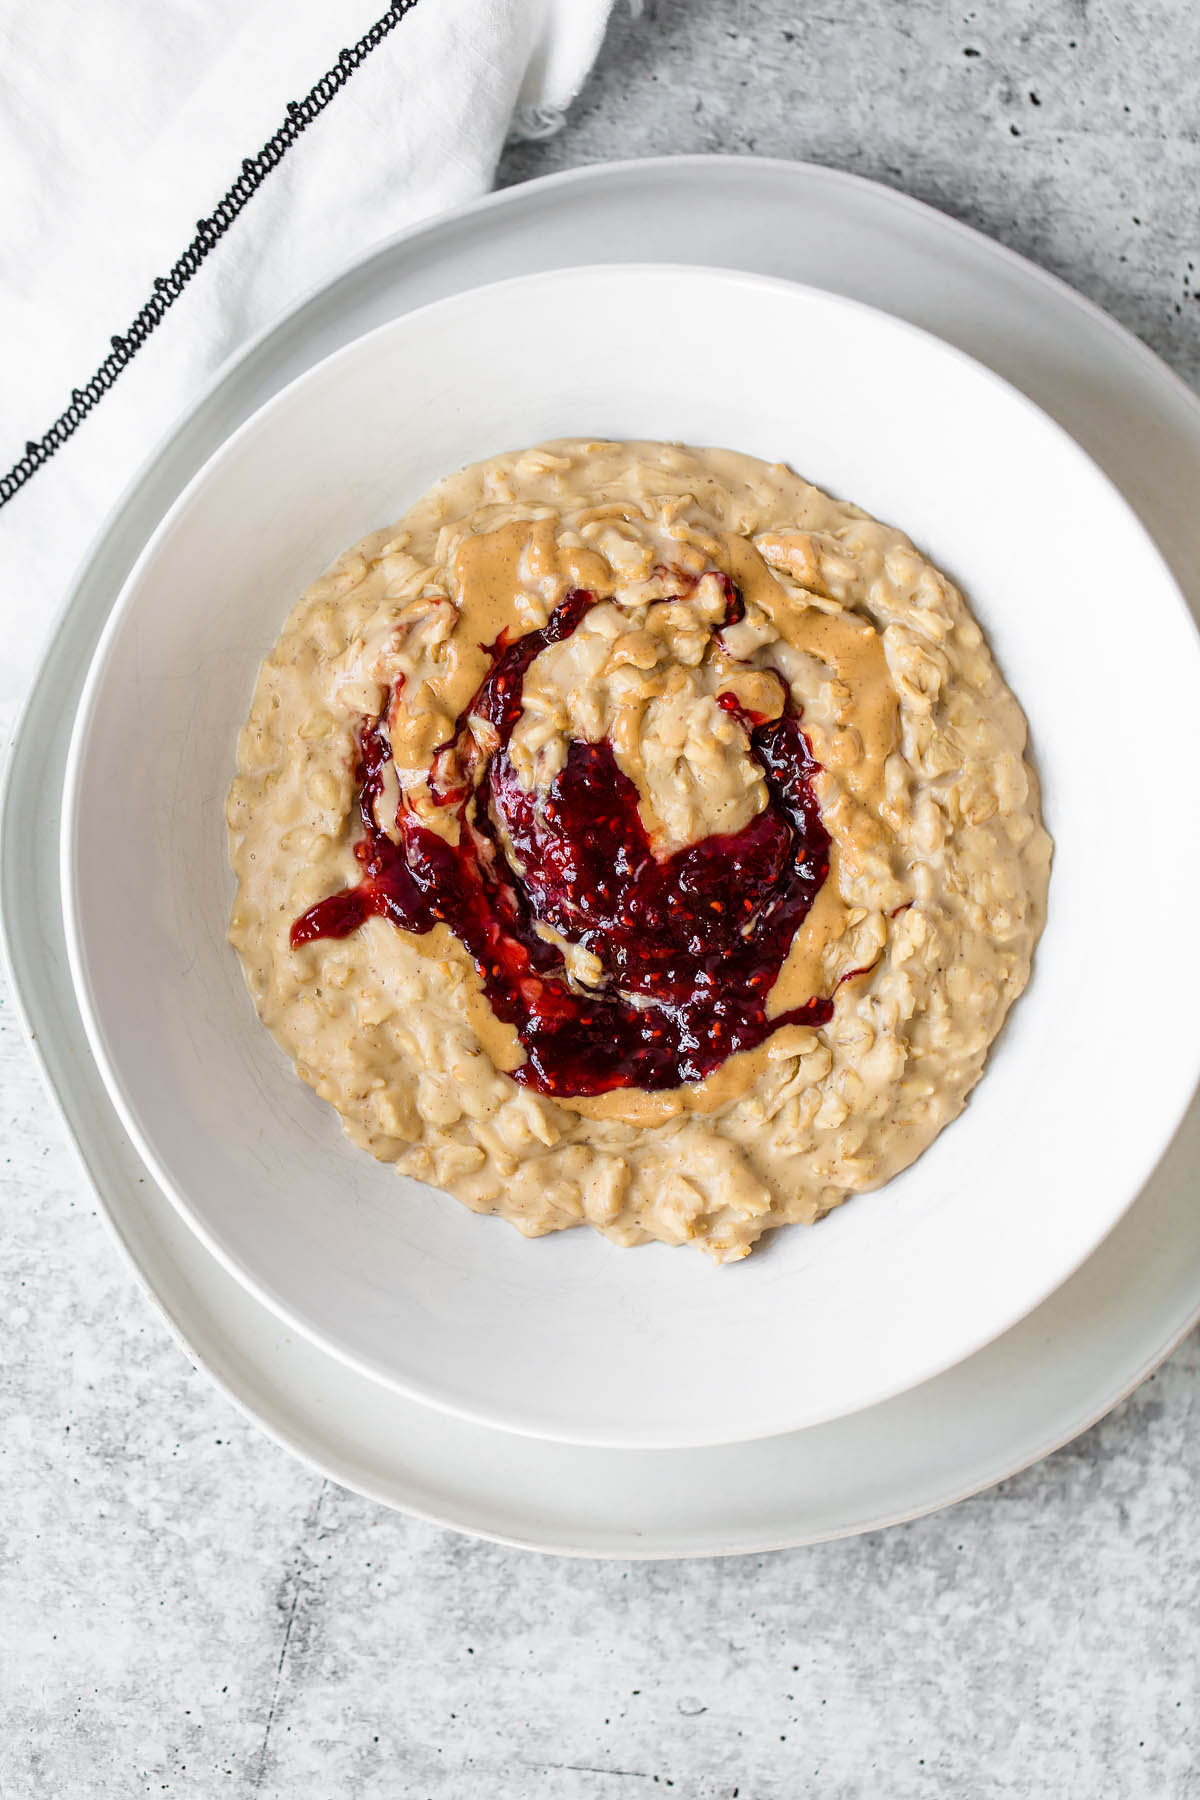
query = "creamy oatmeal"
xmin=227 ymin=440 xmax=1051 ymax=1261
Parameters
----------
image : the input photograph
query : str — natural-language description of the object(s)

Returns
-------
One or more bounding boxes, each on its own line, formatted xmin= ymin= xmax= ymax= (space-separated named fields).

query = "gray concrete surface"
xmin=3 ymin=2 xmax=1199 ymax=1795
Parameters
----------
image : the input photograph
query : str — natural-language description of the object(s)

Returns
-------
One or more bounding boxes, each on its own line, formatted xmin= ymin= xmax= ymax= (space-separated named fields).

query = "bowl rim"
xmin=59 ymin=259 xmax=1200 ymax=1448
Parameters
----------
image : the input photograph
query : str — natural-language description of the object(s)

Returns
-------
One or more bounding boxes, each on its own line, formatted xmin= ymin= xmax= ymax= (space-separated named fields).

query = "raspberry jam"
xmin=291 ymin=587 xmax=834 ymax=1097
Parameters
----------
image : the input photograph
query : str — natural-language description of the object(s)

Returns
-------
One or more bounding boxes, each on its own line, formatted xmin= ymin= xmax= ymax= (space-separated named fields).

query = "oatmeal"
xmin=227 ymin=440 xmax=1051 ymax=1261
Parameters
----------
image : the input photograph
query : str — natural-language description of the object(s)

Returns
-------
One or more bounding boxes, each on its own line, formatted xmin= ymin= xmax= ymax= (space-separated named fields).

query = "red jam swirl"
xmin=291 ymin=586 xmax=834 ymax=1097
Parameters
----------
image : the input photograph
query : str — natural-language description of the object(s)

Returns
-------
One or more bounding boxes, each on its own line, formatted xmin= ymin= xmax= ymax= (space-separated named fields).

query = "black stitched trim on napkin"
xmin=0 ymin=0 xmax=422 ymax=512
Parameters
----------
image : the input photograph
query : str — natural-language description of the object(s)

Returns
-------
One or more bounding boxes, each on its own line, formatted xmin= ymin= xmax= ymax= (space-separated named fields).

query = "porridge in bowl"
xmin=227 ymin=439 xmax=1051 ymax=1262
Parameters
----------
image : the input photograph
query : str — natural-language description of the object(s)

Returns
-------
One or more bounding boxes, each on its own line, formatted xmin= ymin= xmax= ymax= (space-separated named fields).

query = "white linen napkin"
xmin=0 ymin=0 xmax=614 ymax=716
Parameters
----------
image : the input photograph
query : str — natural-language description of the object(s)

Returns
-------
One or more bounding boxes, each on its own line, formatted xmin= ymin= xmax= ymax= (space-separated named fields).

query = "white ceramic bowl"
xmin=62 ymin=265 xmax=1200 ymax=1449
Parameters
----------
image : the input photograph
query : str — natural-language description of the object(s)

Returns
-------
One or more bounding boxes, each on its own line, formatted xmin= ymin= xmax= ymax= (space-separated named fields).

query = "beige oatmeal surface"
xmin=227 ymin=439 xmax=1051 ymax=1262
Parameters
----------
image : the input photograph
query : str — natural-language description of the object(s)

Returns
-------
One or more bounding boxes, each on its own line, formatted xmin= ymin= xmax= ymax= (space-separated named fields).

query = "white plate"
xmin=61 ymin=257 xmax=1200 ymax=1450
xmin=5 ymin=154 xmax=1200 ymax=1550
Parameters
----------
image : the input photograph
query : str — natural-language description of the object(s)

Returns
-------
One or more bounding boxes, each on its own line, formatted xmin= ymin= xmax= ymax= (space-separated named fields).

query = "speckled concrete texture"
xmin=3 ymin=2 xmax=1199 ymax=1796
